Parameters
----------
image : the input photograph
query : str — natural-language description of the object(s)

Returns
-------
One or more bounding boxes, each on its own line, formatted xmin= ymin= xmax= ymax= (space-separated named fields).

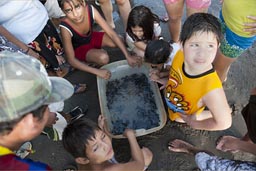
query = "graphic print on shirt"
xmin=165 ymin=66 xmax=189 ymax=114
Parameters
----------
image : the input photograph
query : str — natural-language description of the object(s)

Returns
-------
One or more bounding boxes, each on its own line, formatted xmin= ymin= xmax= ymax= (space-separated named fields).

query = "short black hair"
xmin=62 ymin=116 xmax=101 ymax=158
xmin=180 ymin=13 xmax=222 ymax=46
xmin=144 ymin=40 xmax=171 ymax=64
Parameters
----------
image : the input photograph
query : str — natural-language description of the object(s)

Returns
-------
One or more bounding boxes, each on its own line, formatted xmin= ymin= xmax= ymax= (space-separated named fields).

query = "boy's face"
xmin=15 ymin=106 xmax=50 ymax=142
xmin=63 ymin=0 xmax=85 ymax=23
xmin=85 ymin=130 xmax=114 ymax=164
xmin=30 ymin=106 xmax=50 ymax=138
xmin=182 ymin=31 xmax=219 ymax=73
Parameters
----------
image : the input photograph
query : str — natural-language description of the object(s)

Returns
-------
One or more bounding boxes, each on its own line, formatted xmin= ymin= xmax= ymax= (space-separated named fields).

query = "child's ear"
xmin=75 ymin=157 xmax=90 ymax=165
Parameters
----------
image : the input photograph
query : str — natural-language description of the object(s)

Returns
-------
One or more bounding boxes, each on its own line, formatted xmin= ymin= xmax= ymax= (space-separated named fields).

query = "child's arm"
xmin=106 ymin=129 xmax=145 ymax=171
xmin=0 ymin=26 xmax=40 ymax=59
xmin=149 ymin=69 xmax=168 ymax=90
xmin=93 ymin=7 xmax=141 ymax=67
xmin=134 ymin=41 xmax=147 ymax=52
xmin=60 ymin=25 xmax=111 ymax=79
xmin=181 ymin=88 xmax=232 ymax=131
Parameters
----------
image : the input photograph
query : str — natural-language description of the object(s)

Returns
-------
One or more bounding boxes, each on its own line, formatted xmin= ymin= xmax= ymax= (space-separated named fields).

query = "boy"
xmin=62 ymin=115 xmax=153 ymax=171
xmin=151 ymin=13 xmax=232 ymax=131
xmin=0 ymin=50 xmax=74 ymax=170
xmin=144 ymin=39 xmax=180 ymax=82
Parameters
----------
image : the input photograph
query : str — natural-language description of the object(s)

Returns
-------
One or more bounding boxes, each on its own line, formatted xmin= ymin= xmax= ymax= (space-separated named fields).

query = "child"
xmin=163 ymin=0 xmax=211 ymax=42
xmin=216 ymin=87 xmax=256 ymax=155
xmin=62 ymin=115 xmax=153 ymax=171
xmin=144 ymin=39 xmax=180 ymax=82
xmin=168 ymin=139 xmax=256 ymax=170
xmin=152 ymin=13 xmax=232 ymax=131
xmin=126 ymin=5 xmax=161 ymax=58
xmin=59 ymin=0 xmax=140 ymax=80
xmin=213 ymin=0 xmax=256 ymax=82
xmin=0 ymin=50 xmax=74 ymax=170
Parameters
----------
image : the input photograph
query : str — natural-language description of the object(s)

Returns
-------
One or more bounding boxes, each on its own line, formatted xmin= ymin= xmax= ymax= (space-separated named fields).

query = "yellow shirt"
xmin=165 ymin=50 xmax=222 ymax=121
xmin=222 ymin=0 xmax=256 ymax=37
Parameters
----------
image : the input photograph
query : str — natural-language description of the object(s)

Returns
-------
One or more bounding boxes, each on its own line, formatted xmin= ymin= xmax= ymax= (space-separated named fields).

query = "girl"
xmin=59 ymin=0 xmax=140 ymax=79
xmin=126 ymin=5 xmax=162 ymax=58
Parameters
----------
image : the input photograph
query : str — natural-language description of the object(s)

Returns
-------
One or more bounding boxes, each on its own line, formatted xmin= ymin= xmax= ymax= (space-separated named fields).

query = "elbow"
xmin=216 ymin=117 xmax=232 ymax=131
xmin=220 ymin=121 xmax=232 ymax=130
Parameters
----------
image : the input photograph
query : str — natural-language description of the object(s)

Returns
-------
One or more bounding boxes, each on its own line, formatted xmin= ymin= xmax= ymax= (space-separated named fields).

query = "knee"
xmin=115 ymin=0 xmax=127 ymax=5
xmin=168 ymin=14 xmax=182 ymax=23
xmin=98 ymin=52 xmax=109 ymax=65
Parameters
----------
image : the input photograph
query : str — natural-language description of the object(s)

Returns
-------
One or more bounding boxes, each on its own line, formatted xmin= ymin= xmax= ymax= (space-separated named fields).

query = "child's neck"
xmin=183 ymin=63 xmax=213 ymax=76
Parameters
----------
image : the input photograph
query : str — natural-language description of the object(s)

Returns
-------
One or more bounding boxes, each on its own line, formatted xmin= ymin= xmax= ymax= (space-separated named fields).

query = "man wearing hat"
xmin=0 ymin=50 xmax=74 ymax=170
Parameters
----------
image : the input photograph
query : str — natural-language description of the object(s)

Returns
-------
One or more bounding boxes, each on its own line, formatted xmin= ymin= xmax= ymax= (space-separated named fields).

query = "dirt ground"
xmin=28 ymin=0 xmax=256 ymax=170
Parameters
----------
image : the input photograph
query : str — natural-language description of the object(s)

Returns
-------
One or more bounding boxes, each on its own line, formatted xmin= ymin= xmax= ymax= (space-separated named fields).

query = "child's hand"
xmin=141 ymin=147 xmax=153 ymax=167
xmin=179 ymin=113 xmax=195 ymax=127
xmin=155 ymin=78 xmax=168 ymax=90
xmin=98 ymin=114 xmax=105 ymax=130
xmin=123 ymin=128 xmax=136 ymax=138
xmin=97 ymin=69 xmax=111 ymax=79
xmin=126 ymin=55 xmax=142 ymax=67
xmin=244 ymin=15 xmax=256 ymax=36
xmin=149 ymin=69 xmax=160 ymax=81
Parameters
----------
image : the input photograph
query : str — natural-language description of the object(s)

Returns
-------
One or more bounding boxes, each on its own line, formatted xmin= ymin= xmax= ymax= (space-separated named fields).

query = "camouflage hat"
xmin=0 ymin=50 xmax=74 ymax=122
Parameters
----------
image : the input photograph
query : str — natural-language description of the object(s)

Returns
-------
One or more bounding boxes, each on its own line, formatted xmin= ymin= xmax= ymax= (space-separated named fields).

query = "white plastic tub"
xmin=97 ymin=60 xmax=167 ymax=138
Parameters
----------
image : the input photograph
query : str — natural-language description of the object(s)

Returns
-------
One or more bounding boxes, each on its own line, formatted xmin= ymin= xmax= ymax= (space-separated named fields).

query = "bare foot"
xmin=216 ymin=135 xmax=240 ymax=153
xmin=168 ymin=139 xmax=196 ymax=153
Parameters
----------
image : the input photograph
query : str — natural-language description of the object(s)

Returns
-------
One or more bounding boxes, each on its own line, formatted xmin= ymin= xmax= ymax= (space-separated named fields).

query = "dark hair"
xmin=0 ymin=105 xmax=47 ymax=135
xmin=144 ymin=40 xmax=172 ymax=64
xmin=60 ymin=0 xmax=85 ymax=10
xmin=180 ymin=13 xmax=222 ymax=46
xmin=126 ymin=5 xmax=160 ymax=42
xmin=62 ymin=116 xmax=101 ymax=158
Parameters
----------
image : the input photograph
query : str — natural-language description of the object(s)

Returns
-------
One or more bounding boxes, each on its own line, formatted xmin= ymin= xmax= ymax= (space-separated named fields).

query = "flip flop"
xmin=160 ymin=13 xmax=169 ymax=23
xmin=73 ymin=83 xmax=87 ymax=94
xmin=15 ymin=142 xmax=34 ymax=159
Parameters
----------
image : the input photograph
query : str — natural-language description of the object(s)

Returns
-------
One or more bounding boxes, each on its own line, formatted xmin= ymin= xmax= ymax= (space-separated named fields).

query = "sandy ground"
xmin=28 ymin=0 xmax=256 ymax=170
